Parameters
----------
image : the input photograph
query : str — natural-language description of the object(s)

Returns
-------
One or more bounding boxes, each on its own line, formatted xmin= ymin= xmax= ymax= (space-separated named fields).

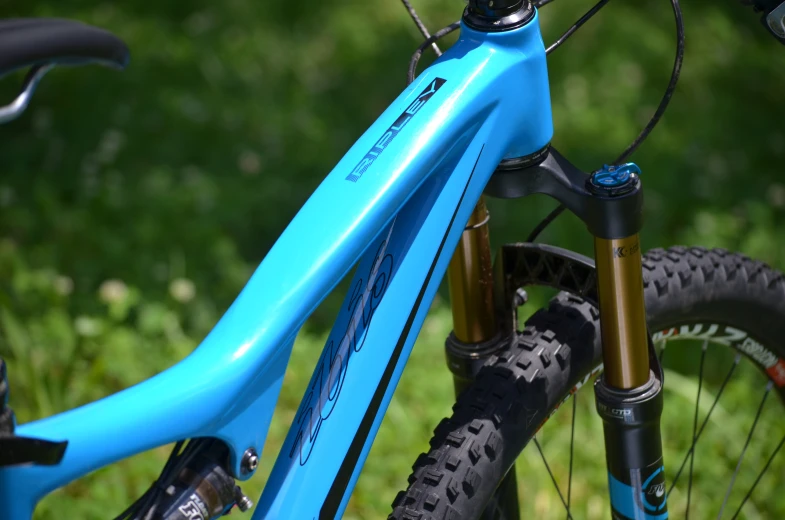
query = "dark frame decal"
xmin=320 ymin=145 xmax=485 ymax=518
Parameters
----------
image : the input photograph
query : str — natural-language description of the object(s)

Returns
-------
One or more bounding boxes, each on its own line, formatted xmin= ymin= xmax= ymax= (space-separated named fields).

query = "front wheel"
xmin=390 ymin=247 xmax=785 ymax=519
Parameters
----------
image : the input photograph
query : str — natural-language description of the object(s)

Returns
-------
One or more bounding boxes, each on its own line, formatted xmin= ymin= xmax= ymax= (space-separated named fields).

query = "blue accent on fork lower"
xmin=609 ymin=472 xmax=669 ymax=520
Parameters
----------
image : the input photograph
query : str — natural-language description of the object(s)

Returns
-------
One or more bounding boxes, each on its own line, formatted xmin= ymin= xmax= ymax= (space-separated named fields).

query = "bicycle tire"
xmin=389 ymin=246 xmax=785 ymax=519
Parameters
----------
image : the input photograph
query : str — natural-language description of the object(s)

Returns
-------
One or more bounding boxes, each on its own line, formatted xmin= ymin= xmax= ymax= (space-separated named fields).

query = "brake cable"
xmin=401 ymin=0 xmax=686 ymax=243
xmin=400 ymin=0 xmax=444 ymax=56
xmin=546 ymin=0 xmax=612 ymax=54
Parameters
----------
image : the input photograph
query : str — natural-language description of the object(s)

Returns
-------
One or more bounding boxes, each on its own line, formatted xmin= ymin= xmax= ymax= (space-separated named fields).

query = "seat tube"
xmin=590 ymin=168 xmax=669 ymax=519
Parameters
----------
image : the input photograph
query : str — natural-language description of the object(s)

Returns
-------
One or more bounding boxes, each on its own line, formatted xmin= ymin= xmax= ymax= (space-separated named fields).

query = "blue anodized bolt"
xmin=591 ymin=163 xmax=641 ymax=189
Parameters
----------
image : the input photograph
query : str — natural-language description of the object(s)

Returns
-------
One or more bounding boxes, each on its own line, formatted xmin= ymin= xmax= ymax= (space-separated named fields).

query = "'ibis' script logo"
xmin=290 ymin=241 xmax=394 ymax=465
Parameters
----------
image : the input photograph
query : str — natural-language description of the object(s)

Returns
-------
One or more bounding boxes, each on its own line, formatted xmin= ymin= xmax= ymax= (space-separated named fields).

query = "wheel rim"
xmin=512 ymin=322 xmax=785 ymax=520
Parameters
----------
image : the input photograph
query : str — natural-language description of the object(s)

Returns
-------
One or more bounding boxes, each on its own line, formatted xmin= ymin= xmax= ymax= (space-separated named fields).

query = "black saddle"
xmin=0 ymin=18 xmax=129 ymax=77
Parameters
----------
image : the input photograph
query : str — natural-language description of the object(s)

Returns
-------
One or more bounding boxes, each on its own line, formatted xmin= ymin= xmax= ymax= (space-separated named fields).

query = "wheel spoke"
xmin=730 ymin=433 xmax=785 ymax=520
xmin=686 ymin=340 xmax=708 ymax=518
xmin=716 ymin=381 xmax=773 ymax=519
xmin=668 ymin=353 xmax=741 ymax=496
xmin=566 ymin=394 xmax=576 ymax=520
xmin=533 ymin=437 xmax=574 ymax=520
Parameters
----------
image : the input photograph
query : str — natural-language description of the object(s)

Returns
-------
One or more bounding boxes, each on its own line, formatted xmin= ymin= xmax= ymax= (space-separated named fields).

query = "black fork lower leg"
xmin=595 ymin=368 xmax=667 ymax=519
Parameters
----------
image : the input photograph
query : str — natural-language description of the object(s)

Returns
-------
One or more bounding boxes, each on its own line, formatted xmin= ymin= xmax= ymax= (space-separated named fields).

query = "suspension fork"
xmin=445 ymin=196 xmax=521 ymax=519
xmin=576 ymin=164 xmax=666 ymax=520
xmin=483 ymin=150 xmax=667 ymax=519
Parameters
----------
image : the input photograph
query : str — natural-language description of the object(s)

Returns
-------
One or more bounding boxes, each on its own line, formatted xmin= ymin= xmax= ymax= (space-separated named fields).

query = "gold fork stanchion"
xmin=447 ymin=196 xmax=496 ymax=346
xmin=445 ymin=196 xmax=521 ymax=518
xmin=593 ymin=234 xmax=650 ymax=389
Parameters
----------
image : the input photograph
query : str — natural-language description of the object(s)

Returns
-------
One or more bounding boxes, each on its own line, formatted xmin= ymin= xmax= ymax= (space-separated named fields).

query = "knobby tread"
xmin=388 ymin=295 xmax=602 ymax=520
xmin=641 ymin=247 xmax=785 ymax=348
xmin=389 ymin=247 xmax=785 ymax=520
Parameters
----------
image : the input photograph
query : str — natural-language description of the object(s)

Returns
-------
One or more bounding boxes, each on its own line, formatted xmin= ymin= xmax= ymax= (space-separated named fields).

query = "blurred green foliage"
xmin=0 ymin=0 xmax=784 ymax=518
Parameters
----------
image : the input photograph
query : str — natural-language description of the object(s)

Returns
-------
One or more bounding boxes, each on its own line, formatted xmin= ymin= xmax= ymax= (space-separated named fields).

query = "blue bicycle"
xmin=1 ymin=1 xmax=785 ymax=518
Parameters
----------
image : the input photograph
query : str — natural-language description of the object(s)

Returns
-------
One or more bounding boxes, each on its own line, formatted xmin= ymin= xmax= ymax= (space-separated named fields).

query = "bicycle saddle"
xmin=0 ymin=18 xmax=129 ymax=77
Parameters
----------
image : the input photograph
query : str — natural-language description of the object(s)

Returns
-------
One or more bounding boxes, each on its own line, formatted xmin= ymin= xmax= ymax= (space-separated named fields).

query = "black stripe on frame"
xmin=319 ymin=145 xmax=485 ymax=519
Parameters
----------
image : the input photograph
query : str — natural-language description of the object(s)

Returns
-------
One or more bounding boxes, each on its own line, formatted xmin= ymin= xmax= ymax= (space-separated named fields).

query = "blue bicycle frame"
xmin=0 ymin=12 xmax=553 ymax=519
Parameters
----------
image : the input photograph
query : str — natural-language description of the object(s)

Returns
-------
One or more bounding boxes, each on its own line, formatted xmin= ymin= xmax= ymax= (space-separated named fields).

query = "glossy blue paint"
xmin=608 ymin=472 xmax=669 ymax=520
xmin=0 ymin=11 xmax=552 ymax=520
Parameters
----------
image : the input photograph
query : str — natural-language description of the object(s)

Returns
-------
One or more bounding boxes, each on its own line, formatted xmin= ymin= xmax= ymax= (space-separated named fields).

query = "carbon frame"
xmin=0 ymin=12 xmax=553 ymax=519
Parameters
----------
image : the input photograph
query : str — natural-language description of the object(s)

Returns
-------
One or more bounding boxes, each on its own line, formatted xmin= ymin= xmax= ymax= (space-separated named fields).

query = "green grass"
xmin=7 ymin=295 xmax=781 ymax=519
xmin=519 ymin=341 xmax=785 ymax=520
xmin=23 ymin=300 xmax=459 ymax=519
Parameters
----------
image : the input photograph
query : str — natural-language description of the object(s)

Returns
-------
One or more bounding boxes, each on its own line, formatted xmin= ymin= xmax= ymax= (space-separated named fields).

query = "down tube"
xmin=257 ymin=139 xmax=500 ymax=518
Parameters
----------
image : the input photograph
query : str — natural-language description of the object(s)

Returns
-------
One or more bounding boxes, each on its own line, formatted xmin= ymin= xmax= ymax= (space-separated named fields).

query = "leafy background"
xmin=1 ymin=0 xmax=784 ymax=518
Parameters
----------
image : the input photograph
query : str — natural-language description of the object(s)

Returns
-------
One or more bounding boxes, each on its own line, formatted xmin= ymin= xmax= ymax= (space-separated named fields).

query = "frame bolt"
xmin=234 ymin=486 xmax=254 ymax=512
xmin=514 ymin=288 xmax=528 ymax=307
xmin=241 ymin=448 xmax=258 ymax=475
